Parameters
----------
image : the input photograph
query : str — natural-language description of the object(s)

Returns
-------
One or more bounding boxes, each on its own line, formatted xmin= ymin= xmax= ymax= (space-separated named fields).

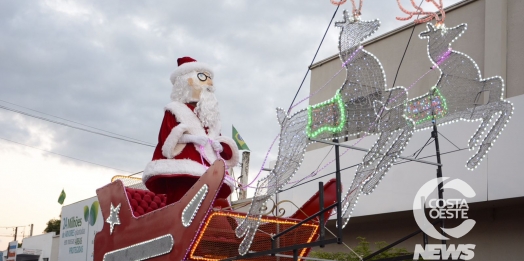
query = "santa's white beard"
xmin=196 ymin=86 xmax=220 ymax=130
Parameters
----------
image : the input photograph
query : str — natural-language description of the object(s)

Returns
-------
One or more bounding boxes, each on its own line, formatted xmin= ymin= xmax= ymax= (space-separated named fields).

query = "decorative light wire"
xmin=239 ymin=134 xmax=279 ymax=189
xmin=331 ymin=0 xmax=363 ymax=18
xmin=291 ymin=58 xmax=439 ymax=189
xmin=287 ymin=4 xmax=341 ymax=112
xmin=291 ymin=0 xmax=428 ymax=187
xmin=236 ymin=2 xmax=360 ymax=191
xmin=240 ymin=46 xmax=364 ymax=190
xmin=236 ymin=12 xmax=438 ymax=191
xmin=236 ymin=11 xmax=514 ymax=255
xmin=396 ymin=0 xmax=445 ymax=25
xmin=330 ymin=0 xmax=347 ymax=6
xmin=289 ymin=46 xmax=363 ymax=111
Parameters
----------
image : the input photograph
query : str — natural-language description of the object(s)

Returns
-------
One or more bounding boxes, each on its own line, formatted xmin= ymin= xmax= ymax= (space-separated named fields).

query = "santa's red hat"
xmin=170 ymin=56 xmax=214 ymax=84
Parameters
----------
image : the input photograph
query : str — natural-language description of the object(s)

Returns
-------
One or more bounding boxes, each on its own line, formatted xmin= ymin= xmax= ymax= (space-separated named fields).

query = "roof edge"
xmin=309 ymin=0 xmax=478 ymax=70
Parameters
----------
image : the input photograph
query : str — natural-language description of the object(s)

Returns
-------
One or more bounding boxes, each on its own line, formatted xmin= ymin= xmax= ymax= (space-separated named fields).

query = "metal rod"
xmin=429 ymin=87 xmax=447 ymax=248
xmin=311 ymin=139 xmax=442 ymax=166
xmin=272 ymin=203 xmax=337 ymax=239
xmin=273 ymin=253 xmax=336 ymax=261
xmin=220 ymin=238 xmax=339 ymax=261
xmin=334 ymin=139 xmax=343 ymax=244
xmin=363 ymin=220 xmax=439 ymax=261
xmin=239 ymin=151 xmax=251 ymax=200
xmin=422 ymin=201 xmax=429 ymax=248
xmin=319 ymin=182 xmax=325 ymax=248
xmin=293 ymin=249 xmax=298 ymax=261
xmin=369 ymin=254 xmax=415 ymax=261
xmin=431 ymin=120 xmax=446 ymax=247
xmin=275 ymin=167 xmax=280 ymax=261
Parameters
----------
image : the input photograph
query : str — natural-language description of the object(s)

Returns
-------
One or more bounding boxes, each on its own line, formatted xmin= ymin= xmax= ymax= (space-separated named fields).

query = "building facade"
xmin=278 ymin=0 xmax=524 ymax=260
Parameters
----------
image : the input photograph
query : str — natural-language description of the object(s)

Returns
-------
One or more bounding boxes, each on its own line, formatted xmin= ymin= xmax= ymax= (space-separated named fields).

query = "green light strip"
xmin=306 ymin=90 xmax=347 ymax=138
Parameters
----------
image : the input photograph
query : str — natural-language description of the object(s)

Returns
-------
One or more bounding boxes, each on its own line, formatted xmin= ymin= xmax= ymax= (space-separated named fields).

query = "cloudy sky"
xmin=0 ymin=0 xmax=462 ymax=244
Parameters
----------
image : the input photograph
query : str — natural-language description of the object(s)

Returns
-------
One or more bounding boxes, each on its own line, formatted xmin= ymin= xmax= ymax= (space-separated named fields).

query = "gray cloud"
xmin=0 ymin=0 xmax=461 ymax=181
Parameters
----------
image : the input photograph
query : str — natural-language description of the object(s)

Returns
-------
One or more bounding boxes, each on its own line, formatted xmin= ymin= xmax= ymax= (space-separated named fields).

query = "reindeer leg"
xmin=362 ymin=123 xmax=414 ymax=194
xmin=356 ymin=132 xmax=392 ymax=193
xmin=339 ymin=171 xmax=365 ymax=228
xmin=467 ymin=101 xmax=513 ymax=169
xmin=362 ymin=132 xmax=389 ymax=164
xmin=236 ymin=109 xmax=309 ymax=255
xmin=338 ymin=126 xmax=414 ymax=228
xmin=468 ymin=115 xmax=490 ymax=149
xmin=338 ymin=132 xmax=391 ymax=228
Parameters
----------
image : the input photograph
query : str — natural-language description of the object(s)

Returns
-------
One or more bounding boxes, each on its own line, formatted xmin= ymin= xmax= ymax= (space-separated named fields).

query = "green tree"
xmin=310 ymin=237 xmax=410 ymax=261
xmin=43 ymin=218 xmax=61 ymax=235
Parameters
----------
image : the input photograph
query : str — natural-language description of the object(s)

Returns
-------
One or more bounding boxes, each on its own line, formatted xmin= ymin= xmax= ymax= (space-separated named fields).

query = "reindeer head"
xmin=419 ymin=23 xmax=467 ymax=62
xmin=335 ymin=10 xmax=380 ymax=53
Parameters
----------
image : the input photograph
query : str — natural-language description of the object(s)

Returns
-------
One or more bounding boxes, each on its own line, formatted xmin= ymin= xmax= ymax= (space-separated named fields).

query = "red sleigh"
xmin=94 ymin=161 xmax=337 ymax=261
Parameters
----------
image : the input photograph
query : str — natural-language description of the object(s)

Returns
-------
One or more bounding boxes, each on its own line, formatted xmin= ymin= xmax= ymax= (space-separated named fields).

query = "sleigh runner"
xmin=93 ymin=161 xmax=338 ymax=261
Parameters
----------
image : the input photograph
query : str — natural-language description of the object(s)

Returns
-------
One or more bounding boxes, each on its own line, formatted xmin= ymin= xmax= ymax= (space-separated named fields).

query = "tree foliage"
xmin=43 ymin=218 xmax=61 ymax=235
xmin=310 ymin=237 xmax=410 ymax=261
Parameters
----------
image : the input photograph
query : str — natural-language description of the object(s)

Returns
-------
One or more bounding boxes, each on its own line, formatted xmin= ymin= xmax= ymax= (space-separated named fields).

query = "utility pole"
xmin=30 ymin=224 xmax=33 ymax=237
xmin=14 ymin=227 xmax=17 ymax=242
xmin=238 ymin=151 xmax=250 ymax=200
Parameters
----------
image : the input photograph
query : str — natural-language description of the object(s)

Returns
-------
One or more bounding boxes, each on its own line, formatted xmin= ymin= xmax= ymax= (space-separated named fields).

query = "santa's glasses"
xmin=197 ymin=73 xmax=211 ymax=82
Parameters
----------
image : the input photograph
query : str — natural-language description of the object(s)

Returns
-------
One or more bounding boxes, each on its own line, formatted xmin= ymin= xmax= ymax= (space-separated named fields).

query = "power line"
xmin=0 ymin=99 xmax=151 ymax=144
xmin=0 ymin=136 xmax=135 ymax=174
xmin=0 ymin=225 xmax=27 ymax=229
xmin=0 ymin=104 xmax=155 ymax=147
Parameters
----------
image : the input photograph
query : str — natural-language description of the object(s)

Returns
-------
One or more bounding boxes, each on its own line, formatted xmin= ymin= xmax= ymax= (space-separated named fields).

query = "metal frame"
xmin=222 ymin=122 xmax=448 ymax=261
xmin=310 ymin=139 xmax=442 ymax=167
xmin=362 ymin=119 xmax=448 ymax=261
xmin=221 ymin=139 xmax=346 ymax=261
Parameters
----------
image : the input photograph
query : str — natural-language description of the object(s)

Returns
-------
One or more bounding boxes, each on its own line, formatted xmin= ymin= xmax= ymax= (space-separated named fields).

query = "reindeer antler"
xmin=351 ymin=0 xmax=363 ymax=17
xmin=331 ymin=0 xmax=347 ymax=6
xmin=331 ymin=0 xmax=363 ymax=17
xmin=396 ymin=0 xmax=446 ymax=25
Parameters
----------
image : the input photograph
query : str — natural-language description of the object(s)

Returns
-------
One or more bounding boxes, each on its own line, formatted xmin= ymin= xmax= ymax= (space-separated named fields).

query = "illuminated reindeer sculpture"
xmin=404 ymin=22 xmax=514 ymax=169
xmin=397 ymin=0 xmax=514 ymax=169
xmin=235 ymin=10 xmax=415 ymax=254
xmin=237 ymin=2 xmax=513 ymax=255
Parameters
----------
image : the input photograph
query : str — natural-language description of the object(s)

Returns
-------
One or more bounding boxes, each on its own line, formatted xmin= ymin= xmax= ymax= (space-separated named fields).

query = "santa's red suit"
xmin=143 ymin=57 xmax=239 ymax=204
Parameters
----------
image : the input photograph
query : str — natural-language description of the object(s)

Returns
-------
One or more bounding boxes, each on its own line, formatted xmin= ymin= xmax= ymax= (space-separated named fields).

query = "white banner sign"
xmin=58 ymin=196 xmax=103 ymax=261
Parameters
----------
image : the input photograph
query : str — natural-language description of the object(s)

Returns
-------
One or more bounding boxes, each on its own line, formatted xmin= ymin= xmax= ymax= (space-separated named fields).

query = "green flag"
xmin=232 ymin=125 xmax=250 ymax=151
xmin=58 ymin=189 xmax=66 ymax=205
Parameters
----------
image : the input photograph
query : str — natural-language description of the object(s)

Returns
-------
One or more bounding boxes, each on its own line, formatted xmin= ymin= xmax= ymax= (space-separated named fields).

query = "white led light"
xmin=416 ymin=22 xmax=513 ymax=170
xmin=236 ymin=16 xmax=514 ymax=255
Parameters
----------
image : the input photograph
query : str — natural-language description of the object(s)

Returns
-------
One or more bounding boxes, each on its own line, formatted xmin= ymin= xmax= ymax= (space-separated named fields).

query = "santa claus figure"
xmin=143 ymin=57 xmax=239 ymax=205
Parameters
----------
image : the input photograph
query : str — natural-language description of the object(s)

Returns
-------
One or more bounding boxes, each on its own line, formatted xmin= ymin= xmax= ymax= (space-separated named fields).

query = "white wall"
xmin=21 ymin=233 xmax=55 ymax=261
xmin=284 ymin=0 xmax=524 ymax=219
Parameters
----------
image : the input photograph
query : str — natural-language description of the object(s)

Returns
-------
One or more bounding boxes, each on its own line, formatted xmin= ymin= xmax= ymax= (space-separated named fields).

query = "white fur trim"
xmin=142 ymin=159 xmax=234 ymax=190
xmin=170 ymin=62 xmax=214 ymax=84
xmin=165 ymin=102 xmax=221 ymax=138
xmin=162 ymin=124 xmax=189 ymax=158
xmin=164 ymin=102 xmax=221 ymax=163
xmin=215 ymin=136 xmax=240 ymax=168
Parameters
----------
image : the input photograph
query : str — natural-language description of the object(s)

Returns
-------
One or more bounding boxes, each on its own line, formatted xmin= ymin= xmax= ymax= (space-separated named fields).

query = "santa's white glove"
xmin=178 ymin=134 xmax=208 ymax=146
xmin=211 ymin=140 xmax=223 ymax=153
